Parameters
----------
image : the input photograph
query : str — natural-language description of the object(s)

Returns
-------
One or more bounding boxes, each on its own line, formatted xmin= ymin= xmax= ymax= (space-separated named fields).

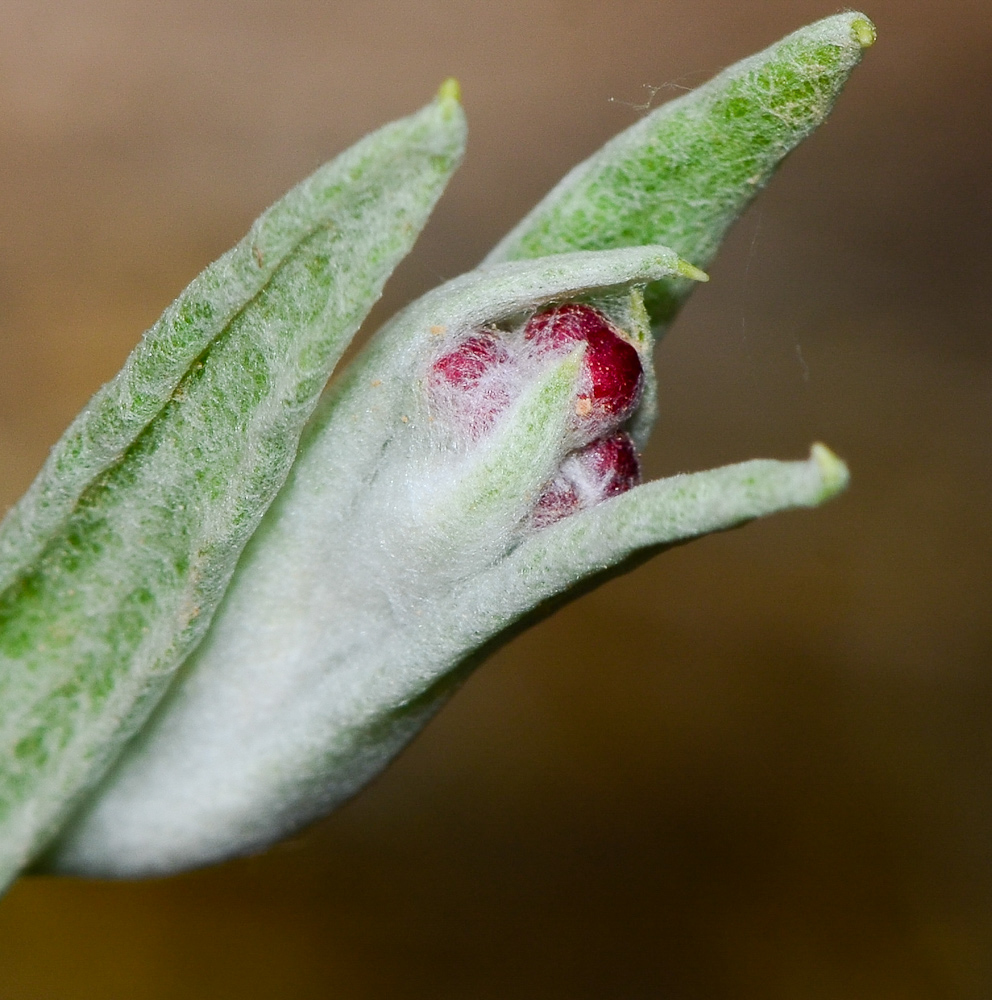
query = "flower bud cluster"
xmin=8 ymin=3 xmax=872 ymax=883
xmin=428 ymin=303 xmax=644 ymax=528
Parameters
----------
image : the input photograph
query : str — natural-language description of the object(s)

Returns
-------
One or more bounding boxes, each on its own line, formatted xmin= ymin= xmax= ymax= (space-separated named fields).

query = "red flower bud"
xmin=523 ymin=304 xmax=643 ymax=443
xmin=531 ymin=431 xmax=641 ymax=528
xmin=429 ymin=307 xmax=644 ymax=530
xmin=428 ymin=332 xmax=514 ymax=436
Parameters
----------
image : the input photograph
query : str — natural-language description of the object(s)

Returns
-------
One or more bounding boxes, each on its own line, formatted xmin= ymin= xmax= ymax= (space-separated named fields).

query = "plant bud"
xmin=531 ymin=432 xmax=641 ymax=528
xmin=44 ymin=247 xmax=703 ymax=877
xmin=428 ymin=332 xmax=515 ymax=438
xmin=426 ymin=303 xmax=644 ymax=534
xmin=5 ymin=6 xmax=872 ymax=888
xmin=524 ymin=304 xmax=643 ymax=445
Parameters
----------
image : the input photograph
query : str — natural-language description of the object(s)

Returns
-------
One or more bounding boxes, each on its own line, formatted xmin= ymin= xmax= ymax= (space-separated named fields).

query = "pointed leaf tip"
xmin=677 ymin=259 xmax=709 ymax=282
xmin=438 ymin=77 xmax=462 ymax=110
xmin=850 ymin=17 xmax=877 ymax=49
xmin=810 ymin=442 xmax=850 ymax=499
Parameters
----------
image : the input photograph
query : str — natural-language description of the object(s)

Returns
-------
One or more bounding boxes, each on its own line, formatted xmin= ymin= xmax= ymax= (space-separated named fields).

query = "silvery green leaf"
xmin=0 ymin=85 xmax=465 ymax=890
xmin=449 ymin=443 xmax=848 ymax=645
xmin=45 ymin=247 xmax=710 ymax=876
xmin=486 ymin=11 xmax=875 ymax=326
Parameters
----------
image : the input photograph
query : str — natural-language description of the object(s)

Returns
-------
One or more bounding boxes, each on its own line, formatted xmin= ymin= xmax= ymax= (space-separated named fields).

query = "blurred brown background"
xmin=0 ymin=1 xmax=990 ymax=997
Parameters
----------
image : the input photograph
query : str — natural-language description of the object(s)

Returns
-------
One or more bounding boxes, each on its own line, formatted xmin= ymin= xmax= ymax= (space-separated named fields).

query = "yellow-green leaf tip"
xmin=676 ymin=259 xmax=709 ymax=282
xmin=438 ymin=77 xmax=462 ymax=106
xmin=810 ymin=442 xmax=850 ymax=499
xmin=850 ymin=17 xmax=877 ymax=49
